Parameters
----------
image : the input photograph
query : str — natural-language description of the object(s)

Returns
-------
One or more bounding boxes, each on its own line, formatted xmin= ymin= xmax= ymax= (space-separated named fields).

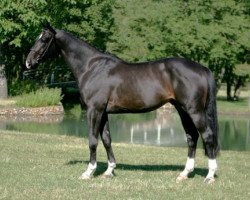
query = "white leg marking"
xmin=103 ymin=161 xmax=116 ymax=178
xmin=204 ymin=159 xmax=217 ymax=184
xmin=176 ymin=157 xmax=195 ymax=182
xmin=79 ymin=162 xmax=97 ymax=180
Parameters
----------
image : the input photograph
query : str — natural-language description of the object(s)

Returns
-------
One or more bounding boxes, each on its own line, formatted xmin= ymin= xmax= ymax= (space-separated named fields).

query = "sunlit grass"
xmin=0 ymin=99 xmax=16 ymax=107
xmin=14 ymin=87 xmax=63 ymax=107
xmin=0 ymin=131 xmax=249 ymax=199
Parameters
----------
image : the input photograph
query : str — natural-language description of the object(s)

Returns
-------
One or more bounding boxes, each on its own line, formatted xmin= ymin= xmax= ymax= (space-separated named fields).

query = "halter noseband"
xmin=30 ymin=30 xmax=55 ymax=62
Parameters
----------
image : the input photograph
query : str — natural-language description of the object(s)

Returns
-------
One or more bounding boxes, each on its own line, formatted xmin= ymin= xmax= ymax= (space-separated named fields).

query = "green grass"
xmin=217 ymin=98 xmax=249 ymax=114
xmin=0 ymin=131 xmax=249 ymax=199
xmin=14 ymin=87 xmax=63 ymax=108
xmin=217 ymin=89 xmax=250 ymax=114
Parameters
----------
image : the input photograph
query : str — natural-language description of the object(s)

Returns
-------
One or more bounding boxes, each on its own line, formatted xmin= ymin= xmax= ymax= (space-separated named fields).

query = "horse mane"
xmin=57 ymin=30 xmax=122 ymax=62
xmin=56 ymin=29 xmax=196 ymax=67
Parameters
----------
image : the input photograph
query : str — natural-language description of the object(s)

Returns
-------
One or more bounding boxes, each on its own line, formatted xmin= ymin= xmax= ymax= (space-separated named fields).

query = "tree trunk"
xmin=226 ymin=80 xmax=232 ymax=101
xmin=0 ymin=64 xmax=8 ymax=100
xmin=215 ymin=67 xmax=225 ymax=94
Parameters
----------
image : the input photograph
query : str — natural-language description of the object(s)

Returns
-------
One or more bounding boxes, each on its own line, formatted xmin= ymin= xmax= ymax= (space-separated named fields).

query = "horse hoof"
xmin=204 ymin=177 xmax=215 ymax=184
xmin=176 ymin=174 xmax=188 ymax=183
xmin=78 ymin=173 xmax=91 ymax=180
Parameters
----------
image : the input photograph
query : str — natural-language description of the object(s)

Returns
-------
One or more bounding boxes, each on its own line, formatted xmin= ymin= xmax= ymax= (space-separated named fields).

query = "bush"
xmin=15 ymin=87 xmax=63 ymax=107
xmin=8 ymin=80 xmax=40 ymax=96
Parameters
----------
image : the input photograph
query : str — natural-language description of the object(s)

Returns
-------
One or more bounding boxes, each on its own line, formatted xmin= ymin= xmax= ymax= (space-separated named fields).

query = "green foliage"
xmin=45 ymin=0 xmax=114 ymax=50
xmin=108 ymin=0 xmax=250 ymax=85
xmin=0 ymin=0 xmax=47 ymax=84
xmin=0 ymin=0 xmax=114 ymax=93
xmin=0 ymin=0 xmax=249 ymax=98
xmin=8 ymin=79 xmax=39 ymax=96
xmin=14 ymin=87 xmax=63 ymax=107
xmin=235 ymin=64 xmax=250 ymax=77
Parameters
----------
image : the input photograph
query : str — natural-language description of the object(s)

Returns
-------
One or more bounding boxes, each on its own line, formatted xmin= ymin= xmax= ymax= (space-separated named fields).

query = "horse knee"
xmin=186 ymin=133 xmax=198 ymax=145
xmin=89 ymin=137 xmax=98 ymax=151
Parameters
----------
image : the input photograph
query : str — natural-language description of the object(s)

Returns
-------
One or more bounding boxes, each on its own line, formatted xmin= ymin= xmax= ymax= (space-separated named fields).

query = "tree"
xmin=0 ymin=0 xmax=114 ymax=95
xmin=108 ymin=0 xmax=250 ymax=99
xmin=1 ymin=0 xmax=249 ymax=99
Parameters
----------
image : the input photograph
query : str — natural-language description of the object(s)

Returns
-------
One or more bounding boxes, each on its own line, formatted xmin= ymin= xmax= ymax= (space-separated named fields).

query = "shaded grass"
xmin=0 ymin=131 xmax=249 ymax=199
xmin=217 ymin=96 xmax=250 ymax=114
xmin=217 ymin=89 xmax=250 ymax=114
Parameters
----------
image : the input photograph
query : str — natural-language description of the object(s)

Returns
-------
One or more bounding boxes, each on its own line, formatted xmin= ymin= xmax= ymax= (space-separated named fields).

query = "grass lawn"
xmin=217 ymin=89 xmax=250 ymax=114
xmin=0 ymin=131 xmax=249 ymax=200
xmin=217 ymin=97 xmax=250 ymax=114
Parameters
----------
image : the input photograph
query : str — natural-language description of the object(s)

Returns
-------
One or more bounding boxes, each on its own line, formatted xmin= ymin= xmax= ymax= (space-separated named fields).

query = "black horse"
xmin=26 ymin=24 xmax=220 ymax=183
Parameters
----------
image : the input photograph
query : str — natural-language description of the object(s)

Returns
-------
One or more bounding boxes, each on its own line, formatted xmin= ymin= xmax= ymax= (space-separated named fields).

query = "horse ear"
xmin=42 ymin=20 xmax=56 ymax=34
xmin=41 ymin=20 xmax=48 ymax=29
xmin=47 ymin=23 xmax=56 ymax=35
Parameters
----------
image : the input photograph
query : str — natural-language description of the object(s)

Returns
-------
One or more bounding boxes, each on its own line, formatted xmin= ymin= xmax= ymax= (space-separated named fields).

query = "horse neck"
xmin=55 ymin=30 xmax=100 ymax=80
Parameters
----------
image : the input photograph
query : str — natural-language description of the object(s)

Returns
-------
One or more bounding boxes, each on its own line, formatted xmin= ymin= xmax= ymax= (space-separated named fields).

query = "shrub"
xmin=15 ymin=87 xmax=63 ymax=107
xmin=8 ymin=80 xmax=40 ymax=96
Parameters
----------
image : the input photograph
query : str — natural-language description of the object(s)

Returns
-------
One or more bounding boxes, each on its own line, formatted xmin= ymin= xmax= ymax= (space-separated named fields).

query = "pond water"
xmin=0 ymin=104 xmax=249 ymax=151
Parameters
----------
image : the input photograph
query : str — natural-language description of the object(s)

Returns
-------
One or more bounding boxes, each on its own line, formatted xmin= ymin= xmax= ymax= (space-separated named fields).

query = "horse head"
xmin=26 ymin=22 xmax=58 ymax=69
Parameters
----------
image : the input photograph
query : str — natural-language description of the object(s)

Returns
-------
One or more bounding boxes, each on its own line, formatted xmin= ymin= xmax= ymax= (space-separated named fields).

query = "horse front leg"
xmin=79 ymin=107 xmax=102 ymax=180
xmin=100 ymin=112 xmax=116 ymax=178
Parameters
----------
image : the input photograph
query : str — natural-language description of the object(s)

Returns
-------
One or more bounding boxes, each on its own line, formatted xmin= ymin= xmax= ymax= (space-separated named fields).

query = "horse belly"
xmin=107 ymin=87 xmax=167 ymax=113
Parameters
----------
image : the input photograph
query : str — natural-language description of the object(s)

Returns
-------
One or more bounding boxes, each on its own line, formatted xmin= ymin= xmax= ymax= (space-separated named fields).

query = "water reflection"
xmin=219 ymin=118 xmax=250 ymax=151
xmin=0 ymin=105 xmax=249 ymax=151
xmin=109 ymin=110 xmax=187 ymax=148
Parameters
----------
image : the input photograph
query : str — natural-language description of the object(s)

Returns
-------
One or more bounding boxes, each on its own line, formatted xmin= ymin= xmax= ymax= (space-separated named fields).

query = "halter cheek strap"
xmin=30 ymin=31 xmax=55 ymax=62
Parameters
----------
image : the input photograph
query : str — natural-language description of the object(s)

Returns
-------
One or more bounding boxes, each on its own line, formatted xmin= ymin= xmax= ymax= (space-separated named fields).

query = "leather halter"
xmin=30 ymin=30 xmax=55 ymax=62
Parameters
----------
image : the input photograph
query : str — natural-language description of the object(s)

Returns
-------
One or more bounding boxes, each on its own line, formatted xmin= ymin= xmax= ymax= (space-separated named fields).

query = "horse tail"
xmin=205 ymin=70 xmax=220 ymax=157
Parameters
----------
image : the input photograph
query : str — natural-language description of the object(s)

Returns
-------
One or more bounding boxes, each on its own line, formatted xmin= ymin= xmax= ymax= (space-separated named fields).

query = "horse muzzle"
xmin=26 ymin=60 xmax=32 ymax=69
xmin=25 ymin=58 xmax=39 ymax=69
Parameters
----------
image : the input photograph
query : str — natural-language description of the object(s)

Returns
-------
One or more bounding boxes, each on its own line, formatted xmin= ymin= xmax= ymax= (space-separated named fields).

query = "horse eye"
xmin=41 ymin=33 xmax=51 ymax=42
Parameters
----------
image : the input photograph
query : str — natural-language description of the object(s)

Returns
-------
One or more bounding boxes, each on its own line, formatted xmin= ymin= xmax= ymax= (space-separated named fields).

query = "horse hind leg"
xmin=174 ymin=104 xmax=199 ymax=182
xmin=189 ymin=112 xmax=218 ymax=184
xmin=201 ymin=125 xmax=218 ymax=184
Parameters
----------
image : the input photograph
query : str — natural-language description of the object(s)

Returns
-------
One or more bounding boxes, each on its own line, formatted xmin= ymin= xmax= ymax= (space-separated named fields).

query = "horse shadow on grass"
xmin=66 ymin=160 xmax=209 ymax=178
